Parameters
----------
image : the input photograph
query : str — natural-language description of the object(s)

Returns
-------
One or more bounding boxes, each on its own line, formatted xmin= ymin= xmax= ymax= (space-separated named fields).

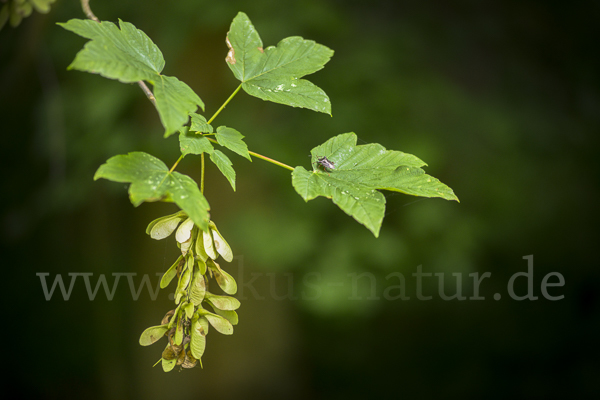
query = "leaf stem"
xmin=204 ymin=85 xmax=294 ymax=171
xmin=207 ymin=84 xmax=242 ymax=125
xmin=200 ymin=153 xmax=205 ymax=193
xmin=205 ymin=138 xmax=294 ymax=171
xmin=167 ymin=84 xmax=242 ymax=174
xmin=249 ymin=150 xmax=295 ymax=171
xmin=169 ymin=155 xmax=183 ymax=173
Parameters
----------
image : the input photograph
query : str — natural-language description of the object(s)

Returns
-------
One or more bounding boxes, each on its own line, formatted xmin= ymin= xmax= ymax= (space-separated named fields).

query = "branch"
xmin=81 ymin=0 xmax=99 ymax=22
xmin=137 ymin=81 xmax=157 ymax=105
xmin=80 ymin=0 xmax=157 ymax=107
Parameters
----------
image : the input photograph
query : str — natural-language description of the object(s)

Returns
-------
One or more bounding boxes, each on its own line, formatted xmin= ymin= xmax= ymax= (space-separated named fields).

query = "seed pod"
xmin=139 ymin=324 xmax=169 ymax=346
xmin=168 ymin=303 xmax=183 ymax=329
xmin=198 ymin=310 xmax=234 ymax=335
xmin=182 ymin=350 xmax=198 ymax=369
xmin=161 ymin=310 xmax=175 ymax=325
xmin=189 ymin=269 xmax=206 ymax=306
xmin=175 ymin=218 xmax=195 ymax=243
xmin=174 ymin=313 xmax=184 ymax=346
xmin=210 ymin=222 xmax=233 ymax=262
xmin=208 ymin=260 xmax=237 ymax=295
xmin=146 ymin=211 xmax=187 ymax=240
xmin=202 ymin=229 xmax=218 ymax=260
xmin=175 ymin=265 xmax=192 ymax=304
xmin=160 ymin=255 xmax=182 ymax=289
xmin=162 ymin=344 xmax=179 ymax=361
xmin=194 ymin=228 xmax=209 ymax=262
xmin=161 ymin=356 xmax=177 ymax=372
xmin=205 ymin=292 xmax=240 ymax=311
xmin=176 ymin=347 xmax=187 ymax=366
xmin=211 ymin=308 xmax=239 ymax=326
xmin=183 ymin=301 xmax=195 ymax=320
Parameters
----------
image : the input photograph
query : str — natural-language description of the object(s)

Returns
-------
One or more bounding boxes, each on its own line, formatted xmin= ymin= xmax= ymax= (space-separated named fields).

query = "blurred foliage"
xmin=1 ymin=0 xmax=599 ymax=399
xmin=0 ymin=0 xmax=56 ymax=29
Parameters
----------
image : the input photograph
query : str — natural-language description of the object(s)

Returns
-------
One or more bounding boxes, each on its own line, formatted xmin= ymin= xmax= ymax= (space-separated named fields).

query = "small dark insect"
xmin=313 ymin=156 xmax=335 ymax=171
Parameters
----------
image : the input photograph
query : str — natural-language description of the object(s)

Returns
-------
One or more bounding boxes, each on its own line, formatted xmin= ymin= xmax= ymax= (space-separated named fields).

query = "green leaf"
xmin=293 ymin=166 xmax=386 ymax=237
xmin=209 ymin=150 xmax=236 ymax=191
xmin=179 ymin=127 xmax=214 ymax=156
xmin=215 ymin=126 xmax=251 ymax=161
xmin=292 ymin=133 xmax=459 ymax=237
xmin=190 ymin=113 xmax=213 ymax=133
xmin=242 ymin=78 xmax=331 ymax=114
xmin=139 ymin=324 xmax=169 ymax=346
xmin=226 ymin=12 xmax=333 ymax=114
xmin=94 ymin=152 xmax=210 ymax=231
xmin=59 ymin=19 xmax=164 ymax=81
xmin=153 ymin=75 xmax=204 ymax=137
xmin=59 ymin=19 xmax=203 ymax=136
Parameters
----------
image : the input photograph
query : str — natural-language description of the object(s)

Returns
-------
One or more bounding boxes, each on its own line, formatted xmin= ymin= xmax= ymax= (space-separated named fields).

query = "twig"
xmin=137 ymin=81 xmax=157 ymax=106
xmin=81 ymin=0 xmax=99 ymax=22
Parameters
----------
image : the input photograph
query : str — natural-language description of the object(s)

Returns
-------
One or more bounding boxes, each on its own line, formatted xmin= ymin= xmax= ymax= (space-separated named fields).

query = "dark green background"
xmin=1 ymin=0 xmax=598 ymax=398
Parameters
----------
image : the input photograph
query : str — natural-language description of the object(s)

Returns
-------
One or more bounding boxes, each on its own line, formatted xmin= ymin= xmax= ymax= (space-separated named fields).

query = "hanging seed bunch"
xmin=139 ymin=210 xmax=239 ymax=371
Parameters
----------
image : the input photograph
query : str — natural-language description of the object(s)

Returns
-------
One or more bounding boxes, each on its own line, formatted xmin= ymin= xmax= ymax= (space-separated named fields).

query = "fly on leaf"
xmin=314 ymin=156 xmax=335 ymax=172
